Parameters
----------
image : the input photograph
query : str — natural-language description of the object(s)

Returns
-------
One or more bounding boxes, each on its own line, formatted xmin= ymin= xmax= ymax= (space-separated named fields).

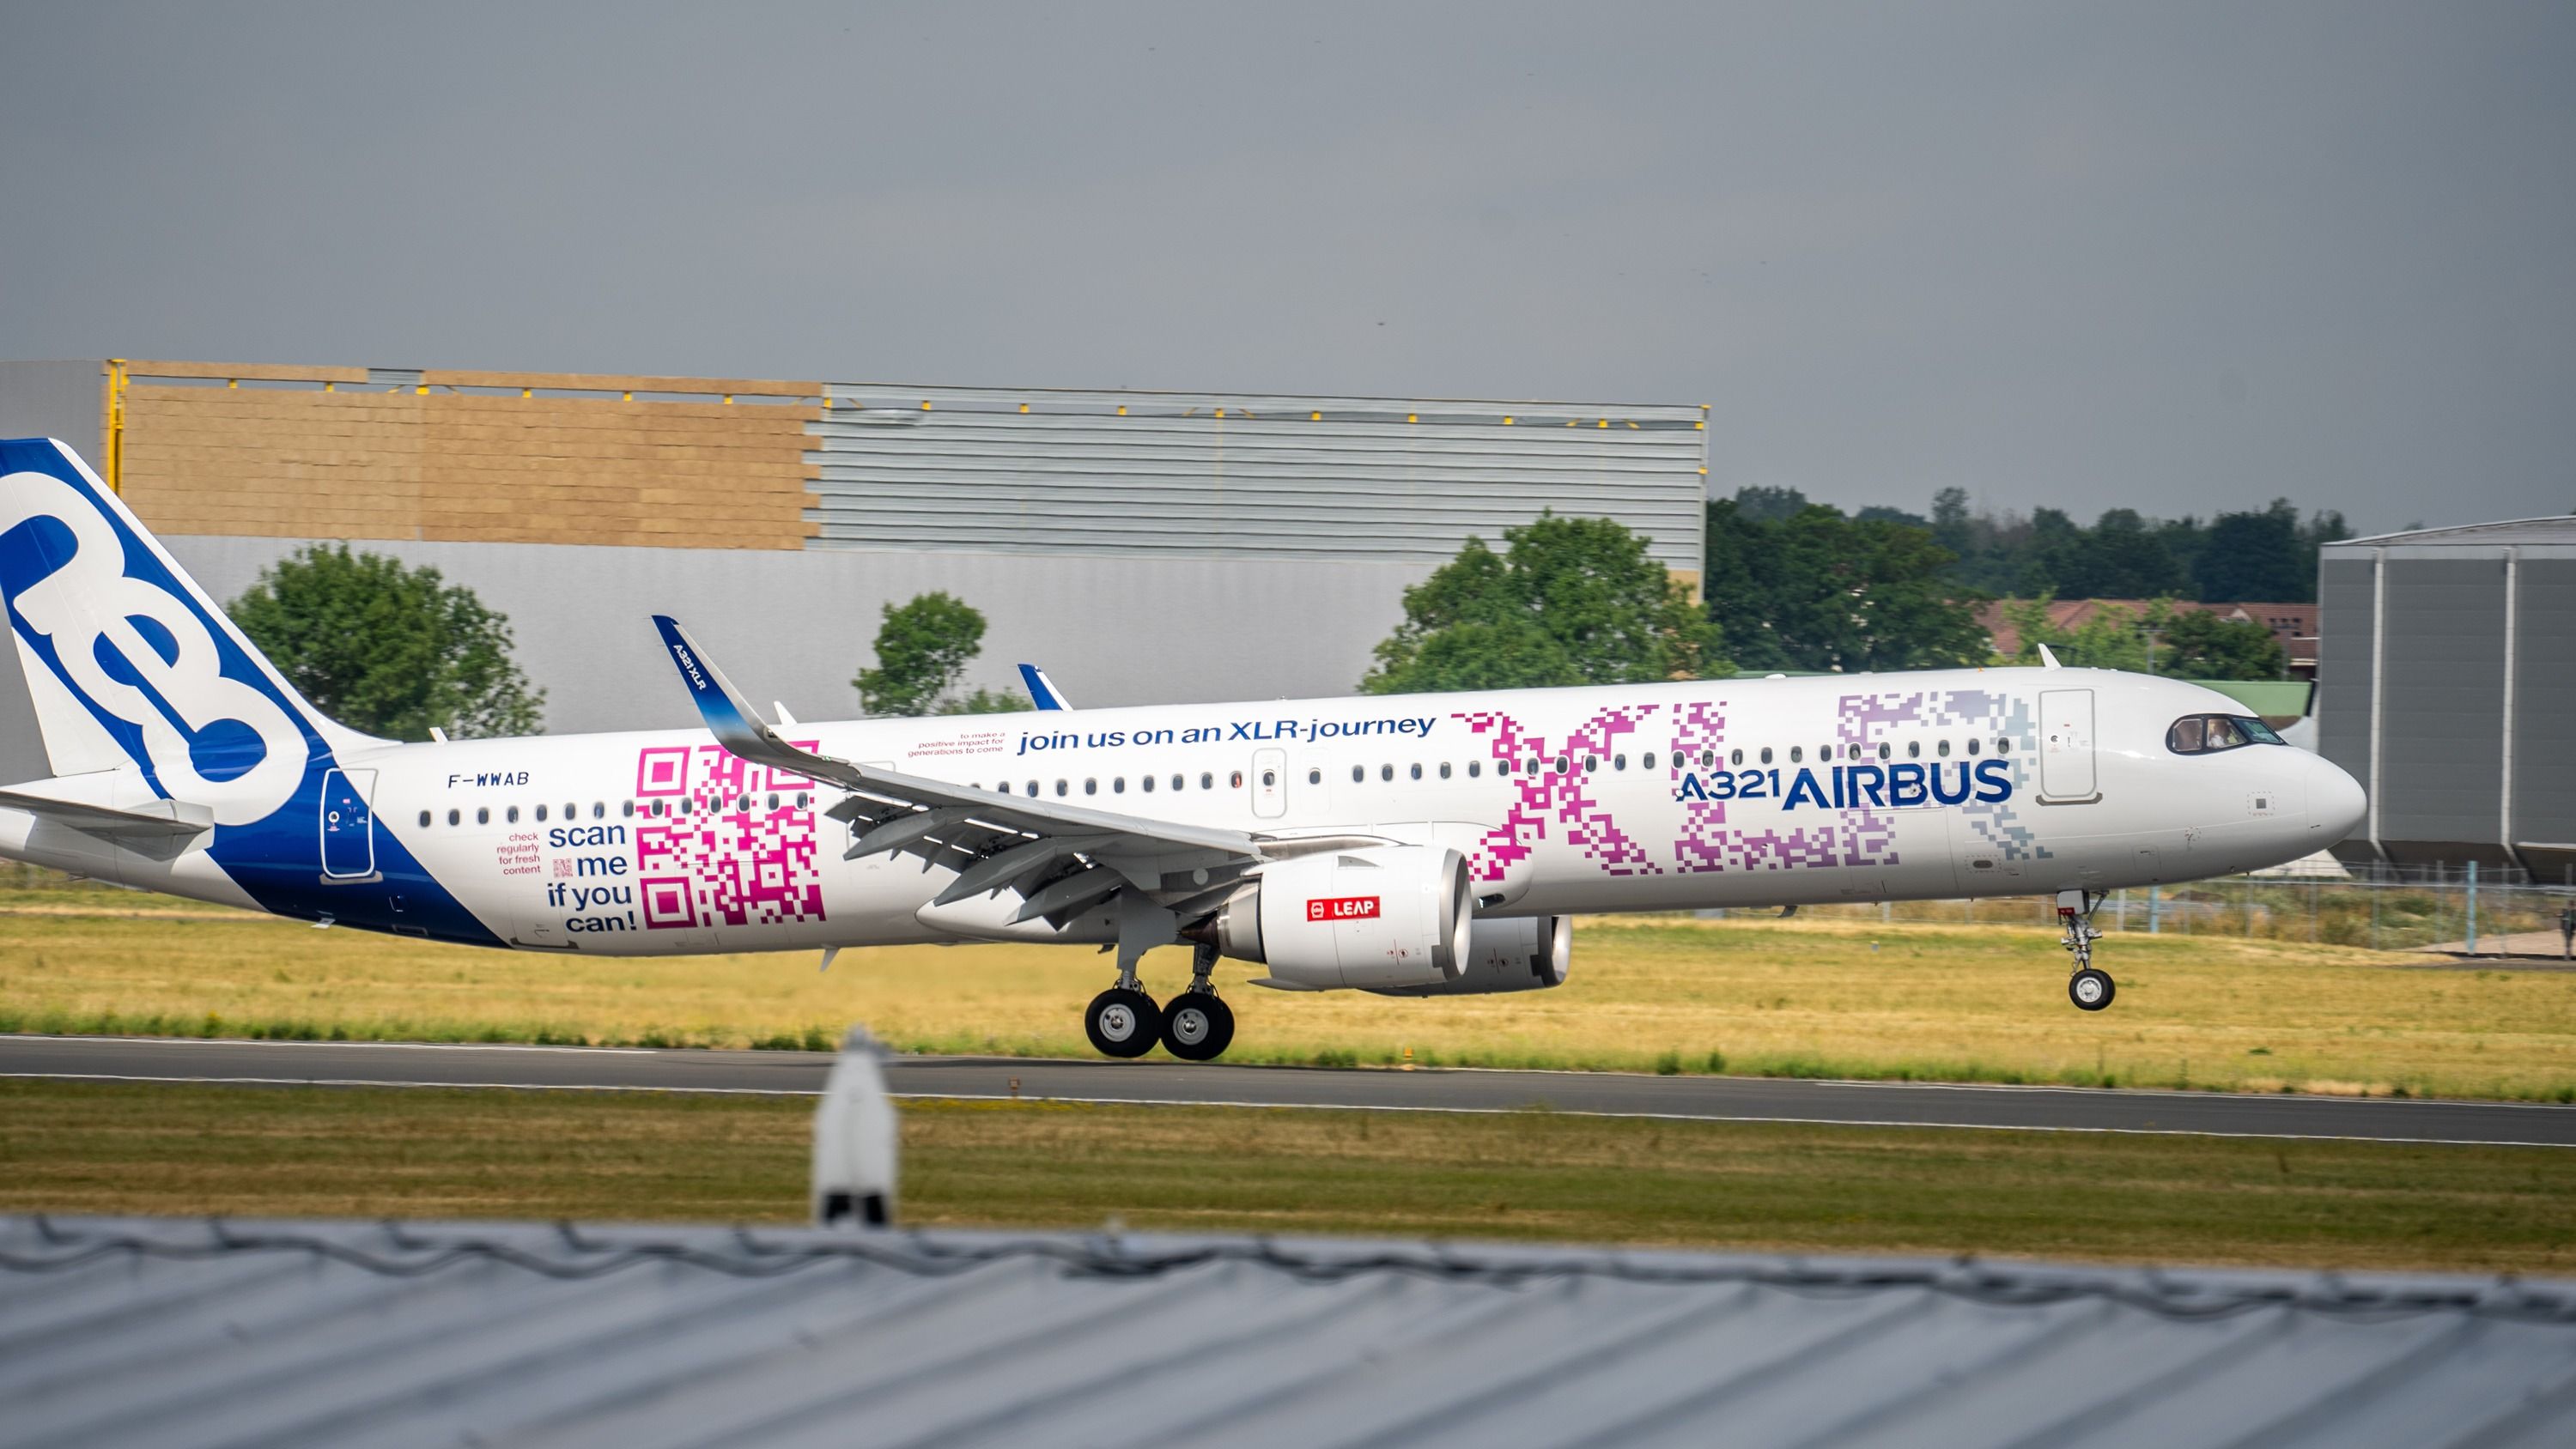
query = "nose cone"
xmin=2308 ymin=754 xmax=2366 ymax=841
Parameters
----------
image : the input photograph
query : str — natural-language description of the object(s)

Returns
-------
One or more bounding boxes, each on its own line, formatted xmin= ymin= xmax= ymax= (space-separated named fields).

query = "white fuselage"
xmin=9 ymin=667 xmax=2363 ymax=956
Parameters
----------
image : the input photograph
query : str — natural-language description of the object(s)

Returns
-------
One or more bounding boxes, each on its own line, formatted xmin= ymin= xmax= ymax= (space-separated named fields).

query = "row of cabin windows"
xmin=961 ymin=738 xmax=2016 ymax=800
xmin=415 ymin=793 xmax=815 ymax=828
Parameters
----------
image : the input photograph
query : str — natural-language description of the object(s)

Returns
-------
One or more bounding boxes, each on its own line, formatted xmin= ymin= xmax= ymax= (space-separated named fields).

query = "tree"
xmin=229 ymin=543 xmax=544 ymax=740
xmin=2157 ymin=609 xmax=2287 ymax=680
xmin=1728 ymin=484 xmax=1811 ymax=523
xmin=2193 ymin=500 xmax=2307 ymax=603
xmin=1363 ymin=515 xmax=1726 ymax=694
xmin=1704 ymin=501 xmax=1990 ymax=674
xmin=854 ymin=591 xmax=1032 ymax=716
xmin=2076 ymin=508 xmax=2190 ymax=597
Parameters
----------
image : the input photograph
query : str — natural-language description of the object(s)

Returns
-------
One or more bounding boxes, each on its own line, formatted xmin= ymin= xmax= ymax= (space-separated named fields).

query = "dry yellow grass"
xmin=4 ymin=896 xmax=2573 ymax=1100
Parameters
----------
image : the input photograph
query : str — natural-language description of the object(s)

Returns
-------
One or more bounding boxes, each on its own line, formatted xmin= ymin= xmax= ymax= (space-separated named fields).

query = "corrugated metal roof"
xmin=5 ymin=1215 xmax=2572 ymax=1449
xmin=2330 ymin=516 xmax=2576 ymax=549
xmin=808 ymin=384 xmax=1708 ymax=570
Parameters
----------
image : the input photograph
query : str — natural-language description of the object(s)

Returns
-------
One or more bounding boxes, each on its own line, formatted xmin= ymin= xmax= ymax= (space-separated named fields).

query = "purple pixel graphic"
xmin=1452 ymin=705 xmax=1665 ymax=882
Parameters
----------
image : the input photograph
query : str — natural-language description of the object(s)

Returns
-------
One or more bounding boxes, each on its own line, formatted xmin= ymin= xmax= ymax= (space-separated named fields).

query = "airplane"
xmin=0 ymin=437 xmax=2367 ymax=1061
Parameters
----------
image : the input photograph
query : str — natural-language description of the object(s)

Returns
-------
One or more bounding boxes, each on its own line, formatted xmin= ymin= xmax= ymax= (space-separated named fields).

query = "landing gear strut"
xmin=2058 ymin=888 xmax=2115 ymax=1011
xmin=1160 ymin=942 xmax=1235 ymax=1061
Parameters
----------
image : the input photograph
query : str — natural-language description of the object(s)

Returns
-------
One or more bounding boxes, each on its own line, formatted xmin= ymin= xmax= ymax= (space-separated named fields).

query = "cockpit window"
xmin=2166 ymin=713 xmax=2284 ymax=755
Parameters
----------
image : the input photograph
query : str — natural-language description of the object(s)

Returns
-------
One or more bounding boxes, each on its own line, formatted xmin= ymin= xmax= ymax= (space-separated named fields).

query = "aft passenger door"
xmin=1250 ymin=747 xmax=1287 ymax=820
xmin=2037 ymin=688 xmax=2098 ymax=803
xmin=319 ymin=768 xmax=378 ymax=881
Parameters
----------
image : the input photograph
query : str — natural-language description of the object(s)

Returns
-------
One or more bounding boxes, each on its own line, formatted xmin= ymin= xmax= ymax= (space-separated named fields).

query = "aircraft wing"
xmin=653 ymin=617 xmax=1328 ymax=925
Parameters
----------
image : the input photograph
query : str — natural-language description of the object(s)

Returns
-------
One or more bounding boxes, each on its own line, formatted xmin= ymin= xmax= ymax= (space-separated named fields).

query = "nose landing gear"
xmin=2057 ymin=888 xmax=2115 ymax=1011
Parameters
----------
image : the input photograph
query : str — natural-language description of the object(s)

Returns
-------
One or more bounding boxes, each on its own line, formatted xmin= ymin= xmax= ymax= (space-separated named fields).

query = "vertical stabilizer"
xmin=0 ymin=438 xmax=376 ymax=823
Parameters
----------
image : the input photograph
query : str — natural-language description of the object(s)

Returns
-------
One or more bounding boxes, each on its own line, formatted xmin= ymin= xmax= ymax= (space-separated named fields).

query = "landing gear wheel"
xmin=1085 ymin=987 xmax=1162 ymax=1058
xmin=1161 ymin=992 xmax=1235 ymax=1062
xmin=2068 ymin=967 xmax=2115 ymax=1012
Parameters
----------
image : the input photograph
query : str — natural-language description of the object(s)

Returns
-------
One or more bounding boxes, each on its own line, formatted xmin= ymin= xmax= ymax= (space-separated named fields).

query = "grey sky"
xmin=3 ymin=2 xmax=2568 ymax=534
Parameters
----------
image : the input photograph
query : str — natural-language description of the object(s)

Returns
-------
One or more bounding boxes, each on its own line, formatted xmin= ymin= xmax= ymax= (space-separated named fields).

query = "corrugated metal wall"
xmin=808 ymin=385 xmax=1707 ymax=573
xmin=2318 ymin=524 xmax=2576 ymax=874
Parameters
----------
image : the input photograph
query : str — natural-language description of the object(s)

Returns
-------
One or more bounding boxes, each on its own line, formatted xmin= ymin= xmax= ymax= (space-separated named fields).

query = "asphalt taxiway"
xmin=7 ymin=1033 xmax=2573 ymax=1147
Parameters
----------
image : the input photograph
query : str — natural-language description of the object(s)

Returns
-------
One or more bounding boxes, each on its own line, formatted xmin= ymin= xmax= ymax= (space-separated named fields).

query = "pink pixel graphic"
xmin=1453 ymin=705 xmax=1665 ymax=882
xmin=635 ymin=741 xmax=828 ymax=930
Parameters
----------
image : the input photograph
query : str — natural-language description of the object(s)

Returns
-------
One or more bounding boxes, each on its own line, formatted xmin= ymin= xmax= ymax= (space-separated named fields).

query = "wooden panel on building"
xmin=117 ymin=381 xmax=823 ymax=550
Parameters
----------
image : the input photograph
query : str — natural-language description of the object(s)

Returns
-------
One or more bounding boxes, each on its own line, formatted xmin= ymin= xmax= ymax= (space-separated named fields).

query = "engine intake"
xmin=1202 ymin=846 xmax=1470 ymax=990
xmin=1370 ymin=916 xmax=1571 ymax=997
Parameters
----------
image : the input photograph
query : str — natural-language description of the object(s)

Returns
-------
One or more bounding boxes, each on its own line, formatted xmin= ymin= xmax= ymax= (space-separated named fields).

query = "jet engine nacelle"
xmin=1209 ymin=846 xmax=1470 ymax=990
xmin=1369 ymin=915 xmax=1571 ymax=997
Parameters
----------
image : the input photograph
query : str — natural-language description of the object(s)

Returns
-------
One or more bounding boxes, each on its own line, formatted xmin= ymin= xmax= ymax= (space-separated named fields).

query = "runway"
xmin=9 ymin=1033 xmax=2573 ymax=1147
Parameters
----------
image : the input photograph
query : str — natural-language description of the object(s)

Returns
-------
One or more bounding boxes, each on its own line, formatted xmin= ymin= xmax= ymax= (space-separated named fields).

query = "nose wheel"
xmin=2057 ymin=888 xmax=2115 ymax=1012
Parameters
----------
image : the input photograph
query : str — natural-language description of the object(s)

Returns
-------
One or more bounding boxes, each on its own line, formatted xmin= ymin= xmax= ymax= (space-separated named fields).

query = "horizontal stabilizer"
xmin=0 ymin=779 xmax=214 ymax=840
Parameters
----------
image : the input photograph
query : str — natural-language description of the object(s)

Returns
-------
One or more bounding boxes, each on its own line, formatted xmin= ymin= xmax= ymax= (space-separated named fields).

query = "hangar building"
xmin=2316 ymin=516 xmax=2576 ymax=876
xmin=0 ymin=359 xmax=1706 ymax=779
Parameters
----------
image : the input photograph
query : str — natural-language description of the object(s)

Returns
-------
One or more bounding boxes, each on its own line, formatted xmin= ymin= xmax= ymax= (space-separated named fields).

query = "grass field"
xmin=5 ymin=886 xmax=2573 ymax=1100
xmin=3 ymin=1078 xmax=2570 ymax=1273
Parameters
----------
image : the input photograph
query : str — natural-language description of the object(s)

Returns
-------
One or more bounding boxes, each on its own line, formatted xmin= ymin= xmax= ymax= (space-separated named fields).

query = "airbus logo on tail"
xmin=0 ymin=468 xmax=310 ymax=825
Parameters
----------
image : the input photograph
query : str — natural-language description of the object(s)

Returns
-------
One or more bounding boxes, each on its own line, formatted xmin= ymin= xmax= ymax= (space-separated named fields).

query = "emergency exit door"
xmin=319 ymin=768 xmax=379 ymax=880
xmin=2038 ymin=689 xmax=2098 ymax=802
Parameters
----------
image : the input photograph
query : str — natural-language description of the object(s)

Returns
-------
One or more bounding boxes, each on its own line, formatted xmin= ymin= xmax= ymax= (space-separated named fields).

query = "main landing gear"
xmin=2057 ymin=888 xmax=2115 ymax=1011
xmin=1083 ymin=941 xmax=1235 ymax=1061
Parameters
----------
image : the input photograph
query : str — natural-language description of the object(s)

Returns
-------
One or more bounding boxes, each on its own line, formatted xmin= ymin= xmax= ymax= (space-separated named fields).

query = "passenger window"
xmin=1113 ymin=777 xmax=1126 ymax=793
xmin=1966 ymin=739 xmax=1979 ymax=757
xmin=1468 ymin=761 xmax=1482 ymax=778
xmin=1937 ymin=739 xmax=1951 ymax=757
xmin=477 ymin=807 xmax=490 ymax=825
xmin=1554 ymin=756 xmax=1570 ymax=774
xmin=534 ymin=804 xmax=547 ymax=822
xmin=1171 ymin=774 xmax=1184 ymax=791
xmin=1306 ymin=768 xmax=1320 ymax=785
xmin=1759 ymin=747 xmax=1772 ymax=765
xmin=1439 ymin=761 xmax=1452 ymax=779
xmin=1996 ymin=738 xmax=2011 ymax=755
xmin=1877 ymin=743 xmax=1892 ymax=760
xmin=1583 ymin=757 xmax=1597 ymax=773
xmin=1613 ymin=754 xmax=1626 ymax=771
xmin=1642 ymin=752 xmax=1656 ymax=770
xmin=1381 ymin=764 xmax=1394 ymax=781
xmin=1084 ymin=779 xmax=1097 ymax=796
xmin=1906 ymin=741 xmax=1921 ymax=759
xmin=1789 ymin=746 xmax=1803 ymax=764
xmin=1261 ymin=770 xmax=1276 ymax=787
xmin=1143 ymin=775 xmax=1157 ymax=792
xmin=1230 ymin=771 xmax=1244 ymax=789
xmin=1728 ymin=749 xmax=1742 ymax=767
xmin=1025 ymin=781 xmax=1038 ymax=797
xmin=768 ymin=794 xmax=780 ymax=809
xmin=418 ymin=810 xmax=432 ymax=828
xmin=506 ymin=805 xmax=519 ymax=823
xmin=1352 ymin=765 xmax=1365 ymax=784
xmin=1197 ymin=773 xmax=1212 ymax=791
xmin=594 ymin=802 xmax=606 ymax=818
xmin=447 ymin=808 xmax=460 ymax=826
xmin=1055 ymin=780 xmax=1068 ymax=797
xmin=795 ymin=795 xmax=808 ymax=809
xmin=1498 ymin=759 xmax=1514 ymax=775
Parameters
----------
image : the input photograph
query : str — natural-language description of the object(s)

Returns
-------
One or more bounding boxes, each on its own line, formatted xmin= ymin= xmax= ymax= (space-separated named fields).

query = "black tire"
xmin=2068 ymin=967 xmax=2115 ymax=1012
xmin=1084 ymin=987 xmax=1162 ymax=1058
xmin=1161 ymin=992 xmax=1235 ymax=1061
